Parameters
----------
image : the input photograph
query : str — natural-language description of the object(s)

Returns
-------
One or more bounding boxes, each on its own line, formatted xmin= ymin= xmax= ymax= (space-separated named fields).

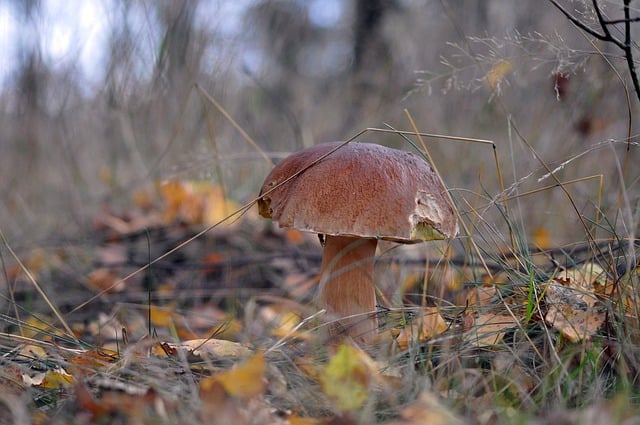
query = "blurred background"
xmin=0 ymin=0 xmax=638 ymax=250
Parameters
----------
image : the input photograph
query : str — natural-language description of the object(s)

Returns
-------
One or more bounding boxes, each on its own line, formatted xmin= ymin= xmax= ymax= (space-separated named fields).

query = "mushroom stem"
xmin=317 ymin=235 xmax=378 ymax=344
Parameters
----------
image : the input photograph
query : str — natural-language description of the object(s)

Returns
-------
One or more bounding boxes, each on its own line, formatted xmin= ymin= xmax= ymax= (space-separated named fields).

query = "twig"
xmin=548 ymin=0 xmax=640 ymax=103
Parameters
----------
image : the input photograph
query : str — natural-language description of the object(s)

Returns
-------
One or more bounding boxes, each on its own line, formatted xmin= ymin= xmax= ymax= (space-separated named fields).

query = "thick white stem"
xmin=316 ymin=235 xmax=378 ymax=344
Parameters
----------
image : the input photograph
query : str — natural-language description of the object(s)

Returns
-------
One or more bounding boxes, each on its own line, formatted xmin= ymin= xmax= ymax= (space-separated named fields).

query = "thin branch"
xmin=549 ymin=0 xmax=640 ymax=104
xmin=622 ymin=0 xmax=640 ymax=104
xmin=548 ymin=0 xmax=624 ymax=48
xmin=602 ymin=17 xmax=640 ymax=24
xmin=592 ymin=0 xmax=614 ymax=40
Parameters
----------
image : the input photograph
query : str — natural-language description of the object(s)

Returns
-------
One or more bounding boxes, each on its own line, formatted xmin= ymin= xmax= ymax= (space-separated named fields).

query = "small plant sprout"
xmin=258 ymin=141 xmax=458 ymax=344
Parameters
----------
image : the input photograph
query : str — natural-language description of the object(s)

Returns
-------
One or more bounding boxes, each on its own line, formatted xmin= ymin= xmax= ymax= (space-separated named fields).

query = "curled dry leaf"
xmin=544 ymin=263 xmax=607 ymax=342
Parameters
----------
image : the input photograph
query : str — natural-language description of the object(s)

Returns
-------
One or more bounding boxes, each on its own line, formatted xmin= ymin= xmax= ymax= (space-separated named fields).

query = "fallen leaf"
xmin=201 ymin=352 xmax=266 ymax=398
xmin=545 ymin=304 xmax=606 ymax=343
xmin=463 ymin=285 xmax=498 ymax=308
xmin=287 ymin=415 xmax=322 ymax=425
xmin=532 ymin=227 xmax=551 ymax=249
xmin=395 ymin=307 xmax=448 ymax=350
xmin=320 ymin=343 xmax=372 ymax=412
xmin=465 ymin=313 xmax=517 ymax=347
xmin=149 ymin=305 xmax=178 ymax=328
xmin=201 ymin=184 xmax=240 ymax=226
xmin=23 ymin=368 xmax=74 ymax=389
xmin=67 ymin=349 xmax=119 ymax=377
xmin=386 ymin=391 xmax=463 ymax=425
xmin=544 ymin=263 xmax=607 ymax=342
xmin=157 ymin=338 xmax=251 ymax=362
xmin=87 ymin=268 xmax=124 ymax=294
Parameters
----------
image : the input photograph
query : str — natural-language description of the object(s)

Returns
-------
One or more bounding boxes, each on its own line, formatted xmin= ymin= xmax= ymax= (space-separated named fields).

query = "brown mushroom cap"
xmin=258 ymin=142 xmax=458 ymax=243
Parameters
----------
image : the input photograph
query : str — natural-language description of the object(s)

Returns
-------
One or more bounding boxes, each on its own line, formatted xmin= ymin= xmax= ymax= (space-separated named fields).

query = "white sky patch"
xmin=308 ymin=0 xmax=343 ymax=28
xmin=41 ymin=0 xmax=112 ymax=79
xmin=0 ymin=0 xmax=343 ymax=88
xmin=0 ymin=3 xmax=19 ymax=84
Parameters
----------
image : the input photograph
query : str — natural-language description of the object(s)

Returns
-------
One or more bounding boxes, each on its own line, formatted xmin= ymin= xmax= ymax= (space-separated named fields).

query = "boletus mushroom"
xmin=258 ymin=142 xmax=458 ymax=344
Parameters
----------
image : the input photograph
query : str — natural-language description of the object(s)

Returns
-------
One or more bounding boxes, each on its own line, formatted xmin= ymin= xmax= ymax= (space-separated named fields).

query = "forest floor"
xmin=1 ymin=178 xmax=639 ymax=425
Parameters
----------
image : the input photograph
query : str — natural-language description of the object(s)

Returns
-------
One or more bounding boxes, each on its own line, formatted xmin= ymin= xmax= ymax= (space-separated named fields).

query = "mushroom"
xmin=258 ymin=142 xmax=458 ymax=344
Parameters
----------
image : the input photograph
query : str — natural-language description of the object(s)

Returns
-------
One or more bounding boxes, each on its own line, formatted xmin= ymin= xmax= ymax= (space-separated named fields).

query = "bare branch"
xmin=549 ymin=0 xmax=640 ymax=104
xmin=548 ymin=0 xmax=622 ymax=46
xmin=622 ymin=0 xmax=640 ymax=104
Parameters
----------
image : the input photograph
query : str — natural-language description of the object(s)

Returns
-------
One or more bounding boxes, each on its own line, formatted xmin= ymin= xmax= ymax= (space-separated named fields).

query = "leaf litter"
xmin=0 ymin=178 xmax=638 ymax=424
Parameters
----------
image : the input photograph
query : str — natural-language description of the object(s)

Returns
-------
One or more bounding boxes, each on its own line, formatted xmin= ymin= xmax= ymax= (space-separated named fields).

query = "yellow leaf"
xmin=485 ymin=60 xmax=512 ymax=91
xmin=41 ymin=368 xmax=75 ymax=388
xmin=532 ymin=227 xmax=551 ymax=249
xmin=17 ymin=344 xmax=47 ymax=360
xmin=320 ymin=343 xmax=371 ymax=412
xmin=23 ymin=368 xmax=74 ymax=389
xmin=131 ymin=186 xmax=155 ymax=210
xmin=149 ymin=305 xmax=177 ymax=328
xmin=158 ymin=179 xmax=191 ymax=223
xmin=288 ymin=415 xmax=322 ymax=425
xmin=202 ymin=185 xmax=240 ymax=226
xmin=202 ymin=352 xmax=266 ymax=398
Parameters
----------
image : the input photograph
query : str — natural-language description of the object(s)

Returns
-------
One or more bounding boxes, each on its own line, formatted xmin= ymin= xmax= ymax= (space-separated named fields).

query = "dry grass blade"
xmin=196 ymin=84 xmax=273 ymax=166
xmin=0 ymin=228 xmax=79 ymax=344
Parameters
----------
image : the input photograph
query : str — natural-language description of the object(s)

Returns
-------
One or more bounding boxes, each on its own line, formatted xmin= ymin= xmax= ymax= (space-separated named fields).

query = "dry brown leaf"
xmin=544 ymin=263 xmax=607 ymax=342
xmin=67 ymin=349 xmax=119 ymax=377
xmin=386 ymin=392 xmax=463 ymax=425
xmin=465 ymin=313 xmax=517 ymax=347
xmin=395 ymin=307 xmax=448 ymax=350
xmin=545 ymin=304 xmax=606 ymax=343
xmin=463 ymin=285 xmax=498 ymax=308
xmin=87 ymin=268 xmax=124 ymax=294
xmin=158 ymin=338 xmax=251 ymax=362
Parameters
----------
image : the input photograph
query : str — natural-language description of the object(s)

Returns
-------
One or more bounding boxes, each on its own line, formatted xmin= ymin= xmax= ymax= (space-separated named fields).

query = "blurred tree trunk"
xmin=353 ymin=0 xmax=393 ymax=77
xmin=347 ymin=0 xmax=395 ymax=133
xmin=12 ymin=0 xmax=46 ymax=169
xmin=153 ymin=0 xmax=199 ymax=92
